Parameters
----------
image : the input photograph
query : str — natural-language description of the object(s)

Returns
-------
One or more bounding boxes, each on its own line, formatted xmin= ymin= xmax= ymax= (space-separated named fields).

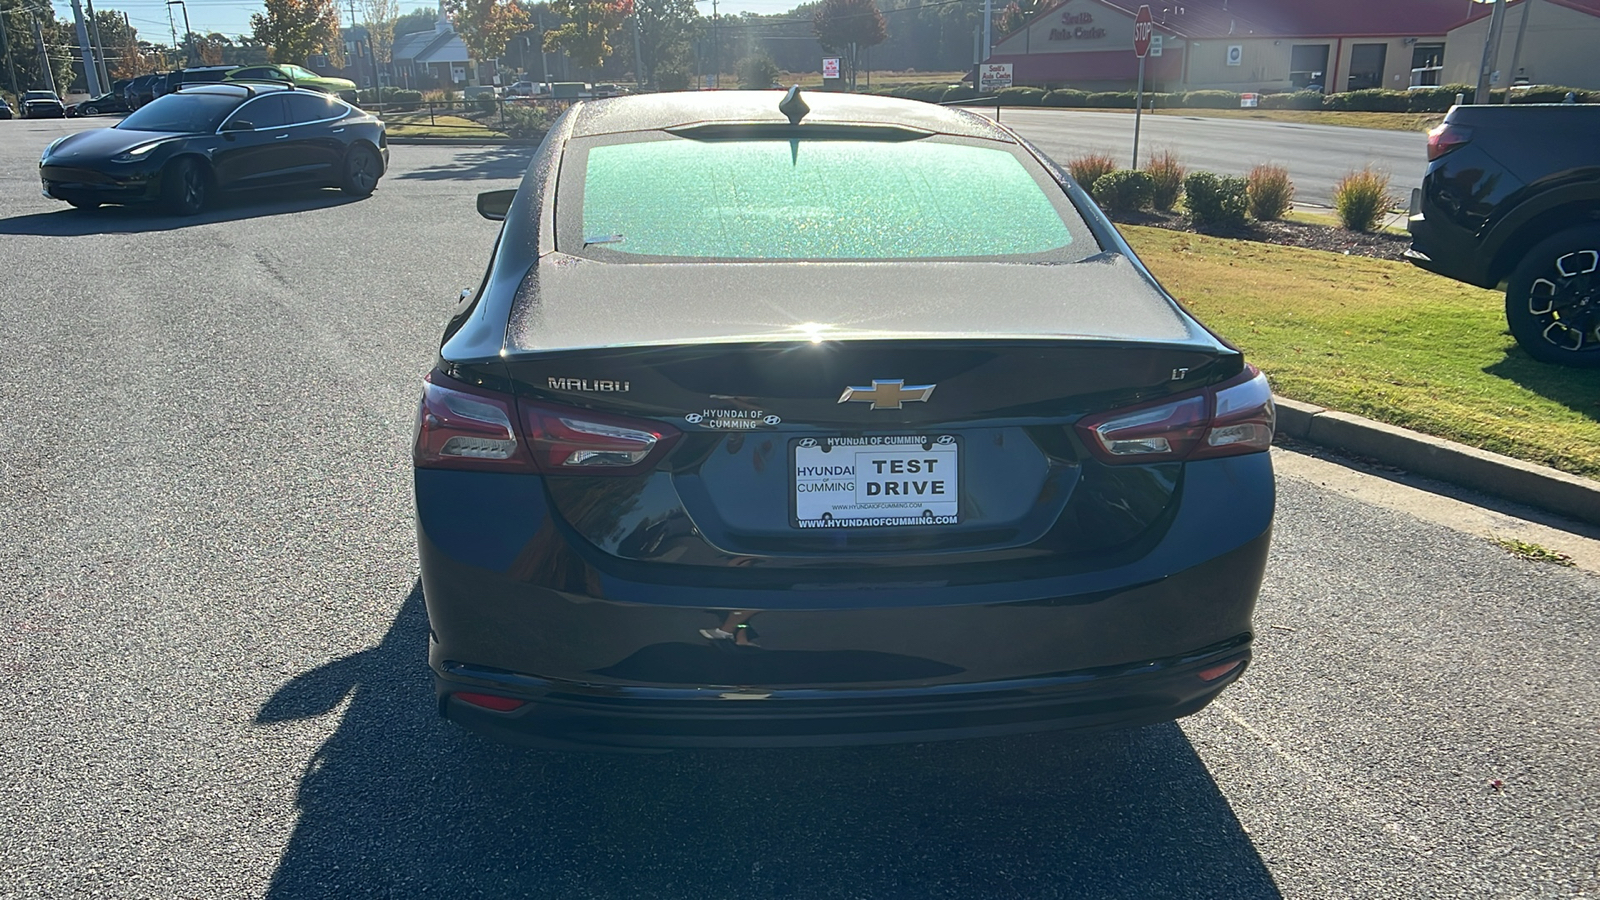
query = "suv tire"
xmin=1505 ymin=225 xmax=1600 ymax=368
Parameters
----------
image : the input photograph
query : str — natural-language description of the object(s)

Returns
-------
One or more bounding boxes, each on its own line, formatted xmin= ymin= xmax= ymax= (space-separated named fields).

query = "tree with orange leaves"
xmin=543 ymin=0 xmax=633 ymax=72
xmin=443 ymin=0 xmax=528 ymax=63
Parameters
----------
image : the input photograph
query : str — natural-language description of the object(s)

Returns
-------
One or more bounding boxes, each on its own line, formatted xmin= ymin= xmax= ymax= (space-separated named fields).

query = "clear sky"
xmin=54 ymin=0 xmax=804 ymax=47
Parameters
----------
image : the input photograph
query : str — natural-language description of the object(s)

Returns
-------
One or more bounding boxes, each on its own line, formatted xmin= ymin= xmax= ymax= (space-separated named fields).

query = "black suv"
xmin=155 ymin=67 xmax=236 ymax=100
xmin=1408 ymin=102 xmax=1600 ymax=366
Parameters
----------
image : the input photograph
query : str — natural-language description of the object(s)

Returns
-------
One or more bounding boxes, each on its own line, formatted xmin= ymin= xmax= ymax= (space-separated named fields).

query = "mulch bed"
xmin=1110 ymin=209 xmax=1412 ymax=262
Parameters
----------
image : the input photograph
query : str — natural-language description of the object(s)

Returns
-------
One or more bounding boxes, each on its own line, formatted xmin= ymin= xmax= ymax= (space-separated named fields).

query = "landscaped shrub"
xmin=357 ymin=87 xmax=422 ymax=109
xmin=1086 ymin=90 xmax=1136 ymax=108
xmin=1091 ymin=169 xmax=1155 ymax=214
xmin=902 ymin=83 xmax=950 ymax=103
xmin=995 ymin=86 xmax=1046 ymax=106
xmin=1066 ymin=152 xmax=1117 ymax=190
xmin=1504 ymin=84 xmax=1595 ymax=103
xmin=1143 ymin=149 xmax=1185 ymax=211
xmin=1406 ymin=84 xmax=1474 ymax=112
xmin=1323 ymin=89 xmax=1409 ymax=112
xmin=1042 ymin=88 xmax=1089 ymax=107
xmin=1184 ymin=171 xmax=1249 ymax=228
xmin=500 ymin=104 xmax=556 ymax=138
xmin=1259 ymin=90 xmax=1323 ymax=110
xmin=1179 ymin=90 xmax=1241 ymax=109
xmin=941 ymin=84 xmax=978 ymax=103
xmin=658 ymin=69 xmax=691 ymax=91
xmin=1333 ymin=168 xmax=1394 ymax=232
xmin=1246 ymin=164 xmax=1294 ymax=221
xmin=476 ymin=93 xmax=498 ymax=115
xmin=739 ymin=54 xmax=780 ymax=90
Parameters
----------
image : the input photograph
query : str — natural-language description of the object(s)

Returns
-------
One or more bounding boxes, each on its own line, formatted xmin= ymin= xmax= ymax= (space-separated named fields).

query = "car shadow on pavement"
xmin=258 ymin=584 xmax=1282 ymax=900
xmin=1483 ymin=353 xmax=1600 ymax=424
xmin=395 ymin=145 xmax=534 ymax=181
xmin=0 ymin=190 xmax=365 ymax=236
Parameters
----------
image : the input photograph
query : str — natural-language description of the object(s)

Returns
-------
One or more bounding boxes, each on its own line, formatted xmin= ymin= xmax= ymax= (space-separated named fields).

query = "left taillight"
xmin=413 ymin=370 xmax=680 ymax=475
xmin=413 ymin=370 xmax=536 ymax=471
xmin=1074 ymin=366 xmax=1275 ymax=465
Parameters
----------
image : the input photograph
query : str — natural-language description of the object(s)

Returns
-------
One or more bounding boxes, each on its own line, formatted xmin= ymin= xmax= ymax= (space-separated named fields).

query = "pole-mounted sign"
xmin=1131 ymin=5 xmax=1152 ymax=168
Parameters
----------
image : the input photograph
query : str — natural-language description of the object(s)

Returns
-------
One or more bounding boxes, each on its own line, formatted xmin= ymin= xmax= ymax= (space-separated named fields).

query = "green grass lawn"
xmin=1122 ymin=225 xmax=1600 ymax=478
xmin=383 ymin=113 xmax=507 ymax=139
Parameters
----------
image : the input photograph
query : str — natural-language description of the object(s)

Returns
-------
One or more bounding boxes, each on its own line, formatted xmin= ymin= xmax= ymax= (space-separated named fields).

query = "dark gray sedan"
xmin=416 ymin=90 xmax=1276 ymax=750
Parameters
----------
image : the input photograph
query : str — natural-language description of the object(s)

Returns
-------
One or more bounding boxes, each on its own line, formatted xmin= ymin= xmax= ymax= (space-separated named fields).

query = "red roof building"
xmin=986 ymin=0 xmax=1476 ymax=92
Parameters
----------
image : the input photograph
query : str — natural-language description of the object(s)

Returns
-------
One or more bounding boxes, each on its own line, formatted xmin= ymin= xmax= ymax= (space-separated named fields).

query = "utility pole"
xmin=71 ymin=0 xmax=104 ymax=95
xmin=711 ymin=0 xmax=718 ymax=88
xmin=1474 ymin=0 xmax=1507 ymax=103
xmin=0 ymin=6 xmax=21 ymax=99
xmin=85 ymin=0 xmax=110 ymax=89
xmin=32 ymin=15 xmax=54 ymax=94
xmin=171 ymin=0 xmax=193 ymax=65
xmin=1502 ymin=0 xmax=1533 ymax=104
xmin=166 ymin=0 xmax=179 ymax=67
xmin=632 ymin=12 xmax=642 ymax=89
xmin=982 ymin=0 xmax=992 ymax=66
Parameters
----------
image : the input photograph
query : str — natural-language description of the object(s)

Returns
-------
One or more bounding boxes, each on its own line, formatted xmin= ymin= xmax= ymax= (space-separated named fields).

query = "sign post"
xmin=1131 ymin=4 xmax=1152 ymax=169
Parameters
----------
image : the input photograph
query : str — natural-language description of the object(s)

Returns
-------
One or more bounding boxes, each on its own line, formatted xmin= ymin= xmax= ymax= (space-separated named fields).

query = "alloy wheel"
xmin=1526 ymin=249 xmax=1600 ymax=352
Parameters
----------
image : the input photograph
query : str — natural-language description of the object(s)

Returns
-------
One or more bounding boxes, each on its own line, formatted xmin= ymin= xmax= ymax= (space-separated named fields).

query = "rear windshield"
xmin=566 ymin=135 xmax=1091 ymax=261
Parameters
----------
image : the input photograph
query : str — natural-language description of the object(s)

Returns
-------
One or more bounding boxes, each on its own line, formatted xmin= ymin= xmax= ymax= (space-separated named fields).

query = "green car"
xmin=225 ymin=64 xmax=357 ymax=104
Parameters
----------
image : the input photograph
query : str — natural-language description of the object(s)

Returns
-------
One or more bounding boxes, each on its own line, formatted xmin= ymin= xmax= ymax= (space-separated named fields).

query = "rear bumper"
xmin=436 ymin=637 xmax=1251 ymax=749
xmin=1406 ymin=211 xmax=1495 ymax=288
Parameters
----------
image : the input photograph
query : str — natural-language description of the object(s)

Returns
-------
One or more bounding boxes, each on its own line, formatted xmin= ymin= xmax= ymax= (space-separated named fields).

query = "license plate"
xmin=792 ymin=435 xmax=960 ymax=528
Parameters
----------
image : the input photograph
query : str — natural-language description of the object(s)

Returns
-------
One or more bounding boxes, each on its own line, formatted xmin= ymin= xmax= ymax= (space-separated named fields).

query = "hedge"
xmin=995 ymin=86 xmax=1046 ymax=106
xmin=1042 ymin=89 xmax=1089 ymax=107
xmin=1178 ymin=90 xmax=1241 ymax=109
xmin=1092 ymin=169 xmax=1155 ymax=214
xmin=1184 ymin=171 xmax=1249 ymax=229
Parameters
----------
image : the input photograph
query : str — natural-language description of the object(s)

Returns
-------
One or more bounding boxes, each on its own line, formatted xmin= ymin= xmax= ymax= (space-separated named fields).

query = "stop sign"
xmin=1133 ymin=5 xmax=1153 ymax=58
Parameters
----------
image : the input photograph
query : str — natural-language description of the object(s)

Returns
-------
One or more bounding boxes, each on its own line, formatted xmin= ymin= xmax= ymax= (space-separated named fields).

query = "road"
xmin=2 ymin=120 xmax=1597 ymax=899
xmin=982 ymin=109 xmax=1427 ymax=207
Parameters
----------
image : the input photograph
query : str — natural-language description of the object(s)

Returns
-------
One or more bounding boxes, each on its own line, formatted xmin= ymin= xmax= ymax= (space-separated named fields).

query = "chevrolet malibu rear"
xmin=414 ymin=91 xmax=1275 ymax=749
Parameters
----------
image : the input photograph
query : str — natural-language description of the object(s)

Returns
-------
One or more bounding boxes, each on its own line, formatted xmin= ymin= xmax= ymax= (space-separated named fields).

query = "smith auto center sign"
xmin=979 ymin=64 xmax=1013 ymax=92
xmin=1049 ymin=10 xmax=1107 ymax=41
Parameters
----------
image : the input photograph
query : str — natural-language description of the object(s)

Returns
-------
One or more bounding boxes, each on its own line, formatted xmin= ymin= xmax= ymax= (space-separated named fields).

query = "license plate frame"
xmin=790 ymin=434 xmax=961 ymax=529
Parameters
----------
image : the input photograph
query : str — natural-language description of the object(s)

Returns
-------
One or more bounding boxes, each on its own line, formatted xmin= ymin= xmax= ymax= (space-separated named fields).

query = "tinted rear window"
xmin=571 ymin=136 xmax=1087 ymax=261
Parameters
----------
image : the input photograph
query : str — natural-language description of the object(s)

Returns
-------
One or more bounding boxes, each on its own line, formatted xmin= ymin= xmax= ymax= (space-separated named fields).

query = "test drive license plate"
xmin=792 ymin=435 xmax=960 ymax=528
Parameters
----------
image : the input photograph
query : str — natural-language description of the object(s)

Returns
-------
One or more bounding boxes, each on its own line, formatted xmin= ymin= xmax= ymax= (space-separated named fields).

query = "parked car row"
xmin=122 ymin=65 xmax=358 ymax=111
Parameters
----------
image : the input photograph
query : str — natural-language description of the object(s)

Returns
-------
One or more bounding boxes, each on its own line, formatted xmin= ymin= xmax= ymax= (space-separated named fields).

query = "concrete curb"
xmin=385 ymin=136 xmax=543 ymax=147
xmin=1274 ymin=396 xmax=1600 ymax=526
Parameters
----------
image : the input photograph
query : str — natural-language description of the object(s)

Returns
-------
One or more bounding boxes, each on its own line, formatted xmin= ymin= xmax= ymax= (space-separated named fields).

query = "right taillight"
xmin=1075 ymin=366 xmax=1275 ymax=465
xmin=1426 ymin=122 xmax=1472 ymax=161
xmin=413 ymin=370 xmax=679 ymax=475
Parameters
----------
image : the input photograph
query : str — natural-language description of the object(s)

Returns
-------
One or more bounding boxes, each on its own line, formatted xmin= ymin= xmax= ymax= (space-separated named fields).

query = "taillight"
xmin=521 ymin=400 xmax=679 ymax=474
xmin=413 ymin=370 xmax=679 ymax=475
xmin=1074 ymin=366 xmax=1275 ymax=465
xmin=1426 ymin=122 xmax=1472 ymax=161
xmin=414 ymin=370 xmax=535 ymax=471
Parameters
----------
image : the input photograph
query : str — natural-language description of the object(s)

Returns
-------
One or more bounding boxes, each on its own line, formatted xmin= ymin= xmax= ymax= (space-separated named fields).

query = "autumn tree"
xmin=251 ymin=0 xmax=342 ymax=66
xmin=997 ymin=0 xmax=1040 ymax=37
xmin=812 ymin=0 xmax=885 ymax=90
xmin=543 ymin=0 xmax=631 ymax=72
xmin=360 ymin=0 xmax=401 ymax=68
xmin=444 ymin=0 xmax=527 ymax=62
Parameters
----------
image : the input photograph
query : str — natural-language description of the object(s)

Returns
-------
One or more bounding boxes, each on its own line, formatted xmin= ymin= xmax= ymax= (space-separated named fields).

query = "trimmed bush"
xmin=941 ymin=84 xmax=978 ymax=103
xmin=1066 ymin=152 xmax=1117 ymax=190
xmin=1184 ymin=171 xmax=1249 ymax=229
xmin=500 ymin=104 xmax=555 ymax=138
xmin=1042 ymin=88 xmax=1089 ymax=107
xmin=739 ymin=54 xmax=780 ymax=90
xmin=1333 ymin=167 xmax=1394 ymax=232
xmin=476 ymin=93 xmax=498 ymax=115
xmin=903 ymin=83 xmax=950 ymax=103
xmin=1092 ymin=169 xmax=1155 ymax=214
xmin=1259 ymin=90 xmax=1323 ymax=110
xmin=1086 ymin=90 xmax=1136 ymax=108
xmin=1246 ymin=163 xmax=1294 ymax=221
xmin=1505 ymin=84 xmax=1595 ymax=103
xmin=1179 ymin=90 xmax=1241 ymax=109
xmin=357 ymin=87 xmax=422 ymax=109
xmin=1323 ymin=89 xmax=1409 ymax=112
xmin=1406 ymin=84 xmax=1474 ymax=112
xmin=1144 ymin=149 xmax=1185 ymax=211
xmin=995 ymin=86 xmax=1047 ymax=106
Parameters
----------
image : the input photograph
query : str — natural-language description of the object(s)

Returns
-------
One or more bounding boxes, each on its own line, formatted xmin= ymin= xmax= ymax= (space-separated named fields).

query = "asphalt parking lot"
xmin=1 ymin=119 xmax=1597 ymax=899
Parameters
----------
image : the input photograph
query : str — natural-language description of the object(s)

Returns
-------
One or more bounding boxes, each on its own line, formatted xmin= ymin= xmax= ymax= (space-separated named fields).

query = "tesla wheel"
xmin=161 ymin=158 xmax=209 ymax=216
xmin=83 ymin=105 xmax=99 ymax=115
xmin=1505 ymin=225 xmax=1600 ymax=368
xmin=340 ymin=144 xmax=382 ymax=197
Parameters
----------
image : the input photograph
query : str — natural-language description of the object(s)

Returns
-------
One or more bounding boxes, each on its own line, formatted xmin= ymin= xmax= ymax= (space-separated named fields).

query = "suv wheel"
xmin=1505 ymin=225 xmax=1600 ymax=368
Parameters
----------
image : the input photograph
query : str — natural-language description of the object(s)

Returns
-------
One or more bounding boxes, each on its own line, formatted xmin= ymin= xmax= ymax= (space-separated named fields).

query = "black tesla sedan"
xmin=416 ymin=90 xmax=1275 ymax=750
xmin=39 ymin=82 xmax=388 ymax=214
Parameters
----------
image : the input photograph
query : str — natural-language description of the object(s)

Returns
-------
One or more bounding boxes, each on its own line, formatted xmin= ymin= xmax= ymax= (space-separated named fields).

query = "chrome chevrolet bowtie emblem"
xmin=838 ymin=379 xmax=937 ymax=410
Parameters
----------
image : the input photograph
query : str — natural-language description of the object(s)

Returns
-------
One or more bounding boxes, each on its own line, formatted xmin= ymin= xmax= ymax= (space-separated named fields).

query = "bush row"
xmin=1072 ymin=152 xmax=1392 ymax=232
xmin=355 ymin=87 xmax=424 ymax=108
xmin=876 ymin=80 xmax=1595 ymax=111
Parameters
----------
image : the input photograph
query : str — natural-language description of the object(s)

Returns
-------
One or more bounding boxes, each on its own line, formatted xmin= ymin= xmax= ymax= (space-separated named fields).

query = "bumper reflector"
xmin=1197 ymin=660 xmax=1244 ymax=682
xmin=455 ymin=692 xmax=527 ymax=712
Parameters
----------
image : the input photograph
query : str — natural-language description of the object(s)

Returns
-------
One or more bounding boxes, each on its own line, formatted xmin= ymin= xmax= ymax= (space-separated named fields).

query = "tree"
xmin=360 ymin=0 xmax=400 ymax=69
xmin=542 ymin=0 xmax=631 ymax=72
xmin=812 ymin=0 xmax=884 ymax=90
xmin=393 ymin=5 xmax=438 ymax=36
xmin=250 ymin=0 xmax=342 ymax=66
xmin=443 ymin=0 xmax=527 ymax=62
xmin=997 ymin=0 xmax=1040 ymax=38
xmin=632 ymin=0 xmax=696 ymax=88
